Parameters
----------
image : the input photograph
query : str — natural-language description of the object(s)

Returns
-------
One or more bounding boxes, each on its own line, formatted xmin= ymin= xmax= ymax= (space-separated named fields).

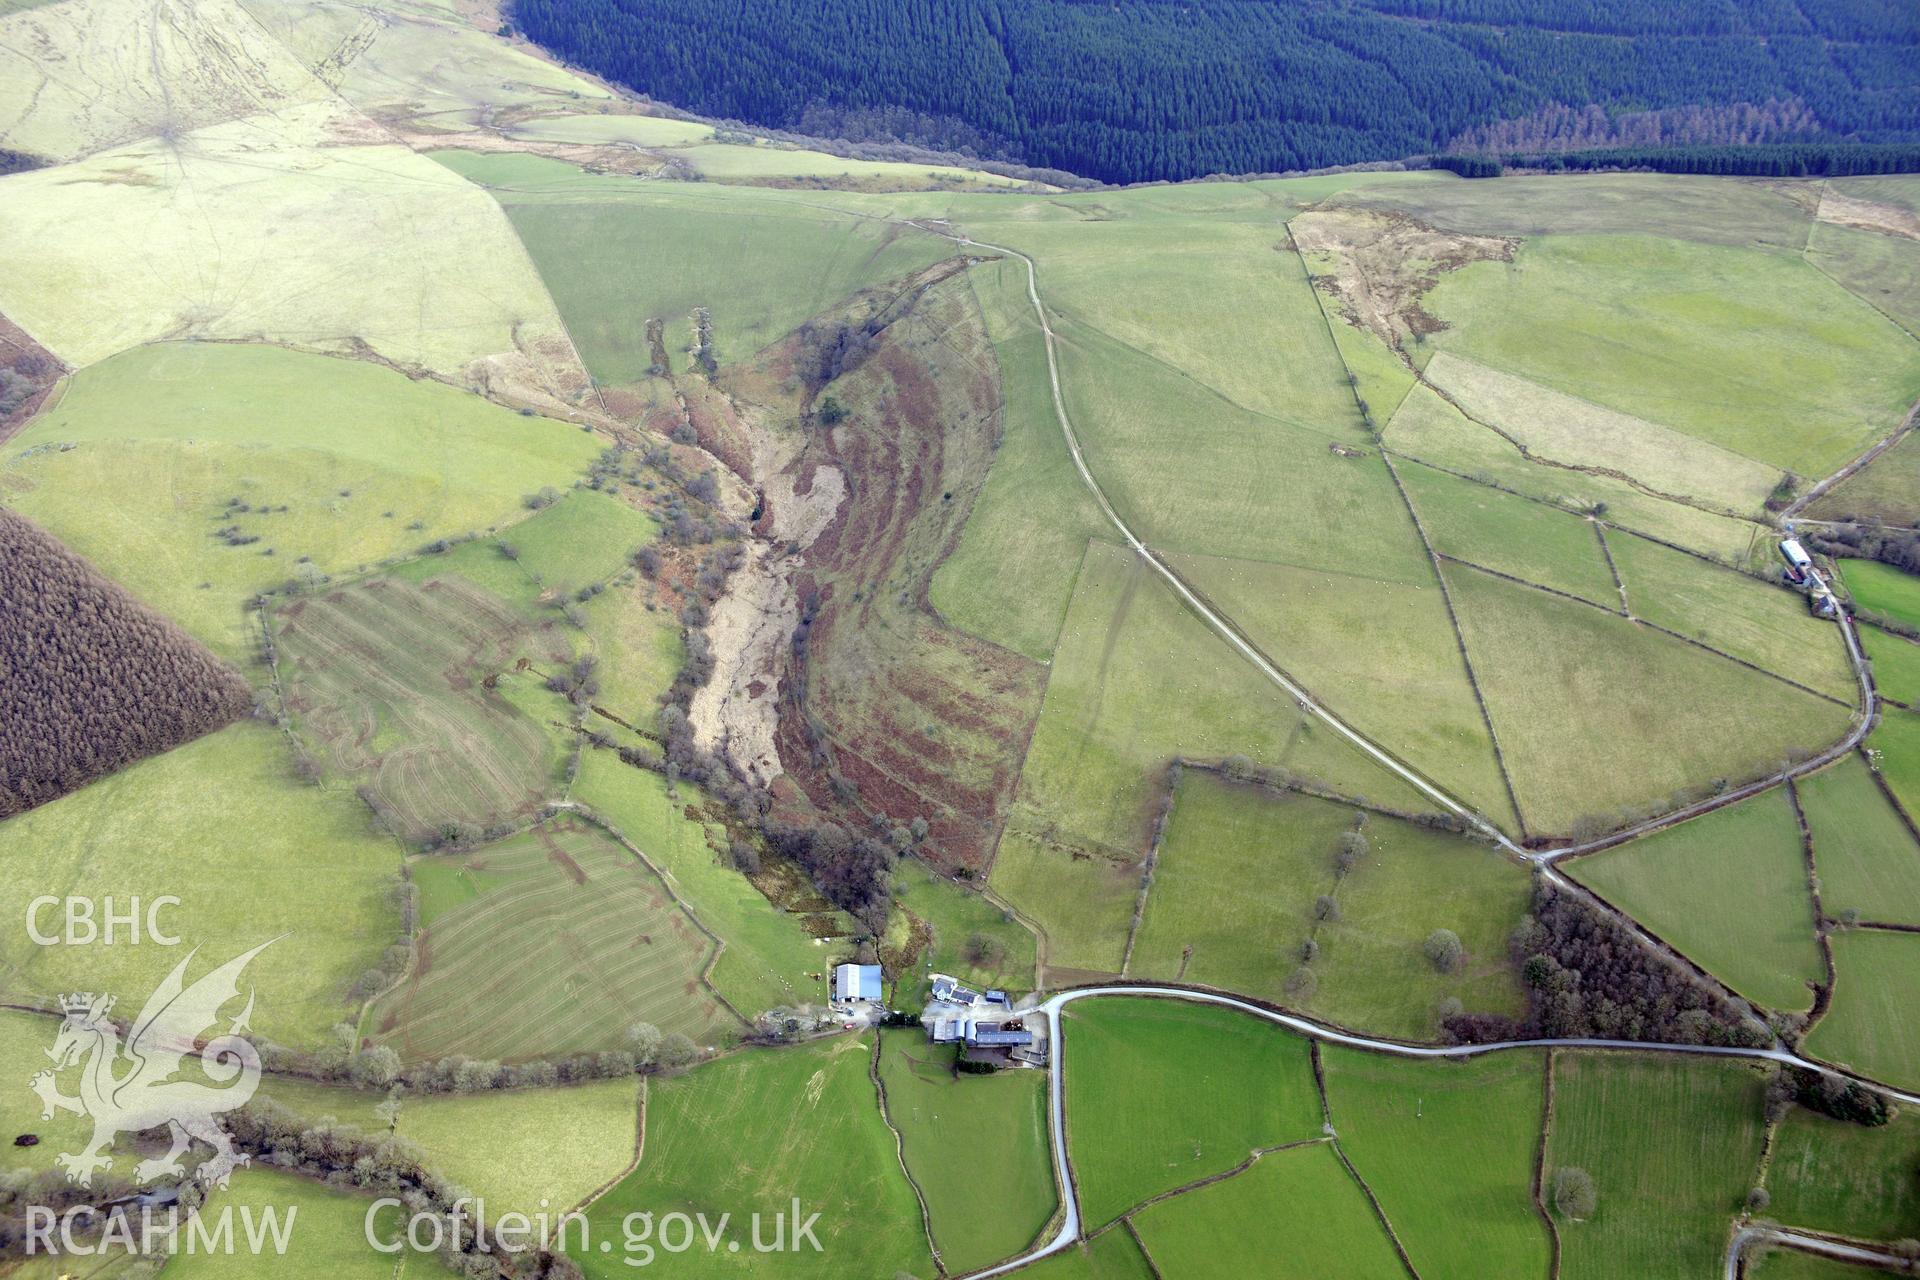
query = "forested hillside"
xmin=510 ymin=0 xmax=1920 ymax=183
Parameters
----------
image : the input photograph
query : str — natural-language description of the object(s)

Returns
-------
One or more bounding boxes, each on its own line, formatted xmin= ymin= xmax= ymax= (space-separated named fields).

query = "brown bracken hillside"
xmin=1 ymin=509 xmax=252 ymax=817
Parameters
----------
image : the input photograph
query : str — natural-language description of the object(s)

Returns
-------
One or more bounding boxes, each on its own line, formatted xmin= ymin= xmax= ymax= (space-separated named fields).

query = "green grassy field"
xmin=1335 ymin=171 xmax=1818 ymax=249
xmin=1809 ymin=430 xmax=1920 ymax=527
xmin=1424 ymin=233 xmax=1920 ymax=479
xmin=1128 ymin=1140 xmax=1406 ymax=1279
xmin=889 ymin=857 xmax=1037 ymax=992
xmin=1841 ymin=560 xmax=1920 ymax=632
xmin=583 ymin=575 xmax=685 ymax=735
xmin=372 ymin=820 xmax=738 ymax=1062
xmin=1382 ymin=381 xmax=1764 ymax=563
xmin=1129 ymin=773 xmax=1529 ymax=1038
xmin=1747 ymin=1251 xmax=1903 ymax=1280
xmin=1798 ymin=755 xmax=1920 ymax=926
xmin=958 ymin=213 xmax=1362 ymax=437
xmin=1445 ymin=563 xmax=1853 ymax=835
xmin=275 ymin=575 xmax=570 ymax=841
xmin=1017 ymin=1229 xmax=1156 ymax=1280
xmin=1567 ymin=789 xmax=1824 ymax=1012
xmin=573 ymin=753 xmax=829 ymax=1016
xmin=1398 ymin=459 xmax=1620 ymax=606
xmin=165 ymin=1168 xmax=460 ymax=1279
xmin=0 ymin=343 xmax=599 ymax=660
xmin=1870 ymin=711 xmax=1920 ymax=818
xmin=992 ymin=539 xmax=1430 ymax=975
xmin=1322 ymin=1047 xmax=1552 ymax=1280
xmin=1765 ymin=1103 xmax=1920 ymax=1241
xmin=1422 ymin=349 xmax=1783 ymax=515
xmin=1863 ymin=625 xmax=1920 ymax=707
xmin=1169 ymin=548 xmax=1520 ymax=832
xmin=1061 ymin=997 xmax=1323 ymax=1230
xmin=392 ymin=1078 xmax=641 ymax=1216
xmin=436 ymin=159 xmax=956 ymax=379
xmin=0 ymin=101 xmax=578 ymax=385
xmin=385 ymin=488 xmax=658 ymax=612
xmin=0 ymin=1009 xmax=94 ymax=1175
xmin=574 ymin=1036 xmax=931 ymax=1277
xmin=1608 ymin=533 xmax=1858 ymax=702
xmin=1546 ymin=1052 xmax=1768 ymax=1280
xmin=1805 ymin=219 xmax=1920 ymax=342
xmin=927 ymin=258 xmax=1111 ymax=663
xmin=1806 ymin=930 xmax=1920 ymax=1092
xmin=877 ymin=1031 xmax=1055 ymax=1273
xmin=491 ymin=489 xmax=658 ymax=594
xmin=0 ymin=722 xmax=395 ymax=1048
xmin=11 ymin=1008 xmax=656 ymax=1213
xmin=254 ymin=1072 xmax=643 ymax=1218
xmin=1036 ymin=313 xmax=1432 ymax=581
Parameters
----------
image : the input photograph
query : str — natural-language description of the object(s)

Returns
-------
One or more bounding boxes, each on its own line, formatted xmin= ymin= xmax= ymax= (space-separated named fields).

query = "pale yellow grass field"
xmin=1425 ymin=351 xmax=1783 ymax=515
xmin=0 ymin=0 xmax=330 ymax=160
xmin=239 ymin=0 xmax=614 ymax=126
xmin=0 ymin=99 xmax=584 ymax=387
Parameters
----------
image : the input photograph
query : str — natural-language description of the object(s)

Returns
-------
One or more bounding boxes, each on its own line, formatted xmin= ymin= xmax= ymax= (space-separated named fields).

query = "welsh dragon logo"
xmin=28 ymin=941 xmax=273 ymax=1189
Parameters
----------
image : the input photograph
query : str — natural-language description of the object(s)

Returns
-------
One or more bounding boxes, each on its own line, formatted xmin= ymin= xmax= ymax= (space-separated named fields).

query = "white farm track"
xmin=879 ymin=222 xmax=1918 ymax=1278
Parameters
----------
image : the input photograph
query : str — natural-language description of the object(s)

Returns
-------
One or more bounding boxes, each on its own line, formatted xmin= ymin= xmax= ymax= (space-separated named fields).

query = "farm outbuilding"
xmin=831 ymin=963 xmax=884 ymax=1007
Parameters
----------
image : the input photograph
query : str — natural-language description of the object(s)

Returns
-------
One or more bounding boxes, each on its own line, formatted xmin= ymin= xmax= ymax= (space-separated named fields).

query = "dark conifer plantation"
xmin=510 ymin=0 xmax=1920 ymax=183
xmin=0 ymin=510 xmax=252 ymax=817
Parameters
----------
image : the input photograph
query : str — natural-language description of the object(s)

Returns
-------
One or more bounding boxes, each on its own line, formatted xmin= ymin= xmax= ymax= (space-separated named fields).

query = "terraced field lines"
xmin=373 ymin=821 xmax=738 ymax=1062
xmin=275 ymin=575 xmax=560 ymax=840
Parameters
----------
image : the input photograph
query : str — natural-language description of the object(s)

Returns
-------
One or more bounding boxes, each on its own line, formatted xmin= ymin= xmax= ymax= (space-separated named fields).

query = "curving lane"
xmin=960 ymin=984 xmax=1920 ymax=1279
